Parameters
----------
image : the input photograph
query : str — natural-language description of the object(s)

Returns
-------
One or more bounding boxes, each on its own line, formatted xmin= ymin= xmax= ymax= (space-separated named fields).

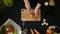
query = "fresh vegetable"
xmin=30 ymin=12 xmax=35 ymax=18
xmin=46 ymin=26 xmax=60 ymax=34
xmin=3 ymin=0 xmax=13 ymax=7
xmin=13 ymin=30 xmax=17 ymax=34
xmin=0 ymin=25 xmax=17 ymax=34
xmin=53 ymin=32 xmax=57 ymax=34
xmin=46 ymin=28 xmax=53 ymax=34
xmin=0 ymin=0 xmax=6 ymax=12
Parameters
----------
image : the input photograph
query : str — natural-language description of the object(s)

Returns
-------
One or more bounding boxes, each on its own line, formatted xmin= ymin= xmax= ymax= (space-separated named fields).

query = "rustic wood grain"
xmin=21 ymin=9 xmax=41 ymax=21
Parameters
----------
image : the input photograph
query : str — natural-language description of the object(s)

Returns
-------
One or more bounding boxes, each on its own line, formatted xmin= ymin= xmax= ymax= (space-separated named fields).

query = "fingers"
xmin=30 ymin=29 xmax=34 ymax=34
xmin=33 ymin=9 xmax=39 ymax=18
xmin=33 ymin=3 xmax=41 ymax=17
xmin=34 ymin=29 xmax=40 ymax=34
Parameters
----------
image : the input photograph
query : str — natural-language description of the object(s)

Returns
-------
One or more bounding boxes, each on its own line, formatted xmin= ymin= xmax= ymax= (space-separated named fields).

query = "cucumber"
xmin=53 ymin=32 xmax=57 ymax=34
xmin=13 ymin=30 xmax=17 ymax=34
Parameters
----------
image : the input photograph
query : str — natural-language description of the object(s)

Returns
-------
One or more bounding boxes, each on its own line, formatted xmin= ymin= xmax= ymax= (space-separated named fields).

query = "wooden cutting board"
xmin=21 ymin=9 xmax=41 ymax=21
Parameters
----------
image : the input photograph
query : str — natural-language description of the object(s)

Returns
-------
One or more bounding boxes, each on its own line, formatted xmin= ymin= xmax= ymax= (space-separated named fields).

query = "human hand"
xmin=33 ymin=3 xmax=41 ymax=18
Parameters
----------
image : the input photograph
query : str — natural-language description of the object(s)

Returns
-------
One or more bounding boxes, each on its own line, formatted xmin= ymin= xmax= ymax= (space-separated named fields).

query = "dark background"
xmin=0 ymin=0 xmax=60 ymax=34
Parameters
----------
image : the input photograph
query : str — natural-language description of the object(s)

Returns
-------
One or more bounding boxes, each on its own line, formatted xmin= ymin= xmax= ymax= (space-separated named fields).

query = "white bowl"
xmin=0 ymin=18 xmax=21 ymax=34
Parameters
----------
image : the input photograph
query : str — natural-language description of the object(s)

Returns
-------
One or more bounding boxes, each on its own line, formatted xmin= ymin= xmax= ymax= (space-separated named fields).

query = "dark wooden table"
xmin=0 ymin=0 xmax=60 ymax=34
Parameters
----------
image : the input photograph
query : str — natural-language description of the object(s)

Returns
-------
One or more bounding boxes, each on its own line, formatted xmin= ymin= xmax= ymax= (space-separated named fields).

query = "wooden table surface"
xmin=21 ymin=9 xmax=41 ymax=21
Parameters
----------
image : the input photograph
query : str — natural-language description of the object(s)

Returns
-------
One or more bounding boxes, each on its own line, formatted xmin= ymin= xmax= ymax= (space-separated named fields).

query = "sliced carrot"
xmin=30 ymin=29 xmax=34 ymax=34
xmin=34 ymin=29 xmax=40 ymax=34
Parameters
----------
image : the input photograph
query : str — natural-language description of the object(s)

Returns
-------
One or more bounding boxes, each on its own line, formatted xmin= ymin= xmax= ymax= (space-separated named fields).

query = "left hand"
xmin=33 ymin=3 xmax=41 ymax=18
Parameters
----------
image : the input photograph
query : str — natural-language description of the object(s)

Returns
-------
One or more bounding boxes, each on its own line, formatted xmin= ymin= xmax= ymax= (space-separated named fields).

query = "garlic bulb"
xmin=44 ymin=2 xmax=49 ymax=6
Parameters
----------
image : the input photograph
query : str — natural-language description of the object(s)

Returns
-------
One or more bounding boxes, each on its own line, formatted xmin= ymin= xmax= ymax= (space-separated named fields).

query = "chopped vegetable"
xmin=13 ymin=30 xmax=17 ymax=34
xmin=53 ymin=32 xmax=57 ymax=34
xmin=0 ymin=25 xmax=17 ymax=34
xmin=30 ymin=12 xmax=35 ymax=18
xmin=3 ymin=0 xmax=13 ymax=7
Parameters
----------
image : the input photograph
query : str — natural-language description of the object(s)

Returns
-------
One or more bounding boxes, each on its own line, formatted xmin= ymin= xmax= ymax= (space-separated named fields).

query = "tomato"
xmin=8 ymin=26 xmax=14 ymax=32
xmin=6 ymin=26 xmax=14 ymax=34
xmin=6 ymin=26 xmax=14 ymax=32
